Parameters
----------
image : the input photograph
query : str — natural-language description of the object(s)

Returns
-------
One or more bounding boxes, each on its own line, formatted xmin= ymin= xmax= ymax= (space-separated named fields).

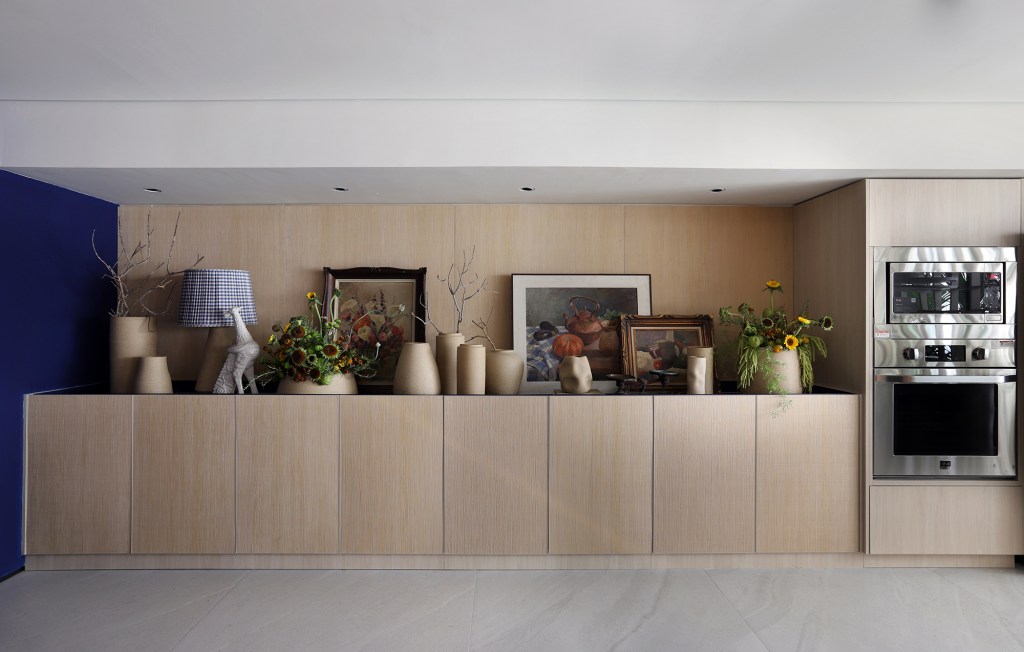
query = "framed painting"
xmin=322 ymin=266 xmax=426 ymax=392
xmin=619 ymin=314 xmax=715 ymax=392
xmin=511 ymin=274 xmax=652 ymax=394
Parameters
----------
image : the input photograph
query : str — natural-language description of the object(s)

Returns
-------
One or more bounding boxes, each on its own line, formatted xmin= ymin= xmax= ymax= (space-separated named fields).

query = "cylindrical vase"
xmin=110 ymin=316 xmax=158 ymax=394
xmin=743 ymin=348 xmax=802 ymax=395
xmin=393 ymin=342 xmax=441 ymax=395
xmin=686 ymin=356 xmax=707 ymax=395
xmin=457 ymin=343 xmax=486 ymax=395
xmin=435 ymin=332 xmax=465 ymax=394
xmin=485 ymin=349 xmax=525 ymax=395
xmin=134 ymin=356 xmax=173 ymax=394
xmin=687 ymin=346 xmax=715 ymax=395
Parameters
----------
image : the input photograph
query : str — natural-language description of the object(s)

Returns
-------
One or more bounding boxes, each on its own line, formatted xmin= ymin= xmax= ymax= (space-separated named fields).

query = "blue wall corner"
xmin=0 ymin=170 xmax=117 ymax=576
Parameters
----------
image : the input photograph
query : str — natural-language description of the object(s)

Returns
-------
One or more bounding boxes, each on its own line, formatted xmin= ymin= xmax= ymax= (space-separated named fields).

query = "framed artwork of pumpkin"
xmin=619 ymin=314 xmax=715 ymax=393
xmin=511 ymin=273 xmax=652 ymax=394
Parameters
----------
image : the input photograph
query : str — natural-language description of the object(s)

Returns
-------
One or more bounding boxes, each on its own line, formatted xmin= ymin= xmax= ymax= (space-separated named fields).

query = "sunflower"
xmin=760 ymin=317 xmax=774 ymax=328
xmin=765 ymin=280 xmax=781 ymax=290
xmin=323 ymin=343 xmax=340 ymax=358
xmin=291 ymin=349 xmax=306 ymax=364
xmin=306 ymin=291 xmax=317 ymax=300
xmin=784 ymin=334 xmax=799 ymax=350
xmin=820 ymin=315 xmax=834 ymax=331
xmin=290 ymin=325 xmax=307 ymax=339
xmin=267 ymin=334 xmax=276 ymax=344
xmin=308 ymin=367 xmax=321 ymax=381
xmin=797 ymin=316 xmax=811 ymax=325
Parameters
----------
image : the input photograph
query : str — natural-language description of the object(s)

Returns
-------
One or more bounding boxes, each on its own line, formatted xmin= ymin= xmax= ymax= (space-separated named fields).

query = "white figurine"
xmin=213 ymin=306 xmax=260 ymax=394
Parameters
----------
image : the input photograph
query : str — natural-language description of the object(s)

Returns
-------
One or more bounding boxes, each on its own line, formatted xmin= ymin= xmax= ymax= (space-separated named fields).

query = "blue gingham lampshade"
xmin=178 ymin=269 xmax=258 ymax=327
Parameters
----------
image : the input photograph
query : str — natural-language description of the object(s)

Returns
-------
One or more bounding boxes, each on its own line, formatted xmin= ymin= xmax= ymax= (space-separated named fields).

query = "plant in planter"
xmin=719 ymin=280 xmax=834 ymax=394
xmin=257 ymin=289 xmax=404 ymax=392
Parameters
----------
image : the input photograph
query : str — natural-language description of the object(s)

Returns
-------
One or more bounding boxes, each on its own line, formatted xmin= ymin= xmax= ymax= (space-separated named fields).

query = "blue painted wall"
xmin=0 ymin=170 xmax=117 ymax=577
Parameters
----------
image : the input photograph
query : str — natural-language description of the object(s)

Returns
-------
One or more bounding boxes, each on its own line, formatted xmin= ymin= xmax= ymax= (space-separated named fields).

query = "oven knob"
xmin=903 ymin=347 xmax=919 ymax=360
xmin=973 ymin=347 xmax=988 ymax=360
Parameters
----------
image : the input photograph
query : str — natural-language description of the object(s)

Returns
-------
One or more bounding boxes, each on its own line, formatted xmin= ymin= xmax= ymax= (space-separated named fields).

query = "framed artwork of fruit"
xmin=511 ymin=274 xmax=651 ymax=394
xmin=619 ymin=314 xmax=715 ymax=392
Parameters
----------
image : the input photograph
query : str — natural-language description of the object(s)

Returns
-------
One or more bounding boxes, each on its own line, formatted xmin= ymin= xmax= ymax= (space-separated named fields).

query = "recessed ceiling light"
xmin=332 ymin=187 xmax=349 ymax=192
xmin=520 ymin=187 xmax=535 ymax=192
xmin=710 ymin=188 xmax=725 ymax=193
xmin=144 ymin=188 xmax=162 ymax=193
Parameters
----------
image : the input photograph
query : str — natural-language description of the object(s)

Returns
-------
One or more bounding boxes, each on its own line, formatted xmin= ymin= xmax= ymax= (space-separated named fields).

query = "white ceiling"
xmin=3 ymin=0 xmax=1024 ymax=205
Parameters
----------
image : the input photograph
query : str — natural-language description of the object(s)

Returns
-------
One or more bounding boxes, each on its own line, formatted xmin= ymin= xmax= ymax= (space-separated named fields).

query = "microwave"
xmin=874 ymin=247 xmax=1016 ymax=339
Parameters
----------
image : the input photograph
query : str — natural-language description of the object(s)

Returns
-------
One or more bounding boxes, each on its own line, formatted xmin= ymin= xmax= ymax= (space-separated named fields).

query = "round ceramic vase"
xmin=276 ymin=373 xmax=358 ymax=395
xmin=134 ymin=356 xmax=173 ymax=394
xmin=435 ymin=333 xmax=465 ymax=395
xmin=743 ymin=348 xmax=802 ymax=395
xmin=110 ymin=316 xmax=158 ymax=394
xmin=393 ymin=342 xmax=441 ymax=395
xmin=456 ymin=343 xmax=486 ymax=395
xmin=485 ymin=349 xmax=525 ymax=395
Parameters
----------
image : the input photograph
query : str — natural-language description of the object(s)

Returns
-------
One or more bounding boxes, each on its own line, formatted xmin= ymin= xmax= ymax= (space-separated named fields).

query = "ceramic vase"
xmin=456 ymin=343 xmax=486 ymax=395
xmin=687 ymin=346 xmax=716 ymax=395
xmin=435 ymin=332 xmax=465 ymax=394
xmin=110 ymin=316 xmax=158 ymax=394
xmin=277 ymin=373 xmax=357 ymax=395
xmin=743 ymin=348 xmax=802 ymax=395
xmin=393 ymin=342 xmax=441 ymax=395
xmin=134 ymin=356 xmax=173 ymax=394
xmin=558 ymin=356 xmax=593 ymax=394
xmin=686 ymin=356 xmax=707 ymax=395
xmin=485 ymin=349 xmax=524 ymax=395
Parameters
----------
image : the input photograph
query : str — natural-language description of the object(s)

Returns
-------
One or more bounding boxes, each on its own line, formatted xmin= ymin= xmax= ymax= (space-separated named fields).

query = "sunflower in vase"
xmin=718 ymin=280 xmax=834 ymax=394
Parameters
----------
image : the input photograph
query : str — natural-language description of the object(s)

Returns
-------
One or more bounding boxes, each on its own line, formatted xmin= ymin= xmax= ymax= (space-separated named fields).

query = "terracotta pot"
xmin=742 ymin=348 xmax=802 ymax=395
xmin=393 ymin=342 xmax=441 ymax=395
xmin=457 ymin=343 xmax=486 ymax=395
xmin=110 ymin=316 xmax=158 ymax=394
xmin=558 ymin=356 xmax=593 ymax=394
xmin=434 ymin=333 xmax=465 ymax=395
xmin=134 ymin=356 xmax=173 ymax=394
xmin=277 ymin=373 xmax=357 ymax=395
xmin=485 ymin=349 xmax=524 ymax=395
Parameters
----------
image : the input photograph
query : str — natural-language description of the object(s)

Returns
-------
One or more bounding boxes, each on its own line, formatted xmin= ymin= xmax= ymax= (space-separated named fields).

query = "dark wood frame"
xmin=619 ymin=314 xmax=715 ymax=393
xmin=322 ymin=266 xmax=426 ymax=392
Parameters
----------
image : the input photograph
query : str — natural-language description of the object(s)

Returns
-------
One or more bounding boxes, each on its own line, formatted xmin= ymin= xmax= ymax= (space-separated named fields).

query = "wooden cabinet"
xmin=25 ymin=395 xmax=132 ymax=554
xmin=654 ymin=396 xmax=755 ymax=553
xmin=549 ymin=396 xmax=653 ymax=554
xmin=444 ymin=397 xmax=548 ymax=555
xmin=236 ymin=396 xmax=340 ymax=554
xmin=132 ymin=396 xmax=235 ymax=554
xmin=340 ymin=396 xmax=443 ymax=554
xmin=870 ymin=486 xmax=1024 ymax=555
xmin=755 ymin=395 xmax=861 ymax=553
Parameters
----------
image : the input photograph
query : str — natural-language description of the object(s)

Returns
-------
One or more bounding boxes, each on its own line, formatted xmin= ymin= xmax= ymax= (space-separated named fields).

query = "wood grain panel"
xmin=453 ymin=205 xmax=626 ymax=349
xmin=867 ymin=179 xmax=1022 ymax=247
xmin=25 ymin=395 xmax=132 ymax=554
xmin=869 ymin=486 xmax=1024 ymax=555
xmin=756 ymin=395 xmax=861 ymax=553
xmin=653 ymin=396 xmax=755 ymax=553
xmin=340 ymin=396 xmax=443 ymax=554
xmin=549 ymin=396 xmax=653 ymax=554
xmin=444 ymin=396 xmax=548 ymax=554
xmin=864 ymin=554 xmax=1015 ymax=568
xmin=132 ymin=396 xmax=235 ymax=554
xmin=236 ymin=396 xmax=340 ymax=554
xmin=794 ymin=182 xmax=868 ymax=394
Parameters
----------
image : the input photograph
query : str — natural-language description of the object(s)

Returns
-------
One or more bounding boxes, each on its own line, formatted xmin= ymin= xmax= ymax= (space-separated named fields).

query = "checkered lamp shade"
xmin=177 ymin=269 xmax=258 ymax=327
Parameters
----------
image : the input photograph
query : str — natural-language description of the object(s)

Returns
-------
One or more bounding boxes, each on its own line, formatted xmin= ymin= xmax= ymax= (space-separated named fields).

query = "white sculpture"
xmin=213 ymin=307 xmax=260 ymax=394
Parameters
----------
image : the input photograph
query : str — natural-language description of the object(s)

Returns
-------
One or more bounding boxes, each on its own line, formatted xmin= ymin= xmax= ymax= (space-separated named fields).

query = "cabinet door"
xmin=550 ymin=396 xmax=653 ymax=554
xmin=654 ymin=396 xmax=755 ymax=553
xmin=132 ymin=396 xmax=235 ymax=554
xmin=340 ymin=396 xmax=443 ymax=554
xmin=444 ymin=396 xmax=548 ymax=554
xmin=756 ymin=395 xmax=861 ymax=553
xmin=25 ymin=395 xmax=132 ymax=554
xmin=236 ymin=396 xmax=340 ymax=554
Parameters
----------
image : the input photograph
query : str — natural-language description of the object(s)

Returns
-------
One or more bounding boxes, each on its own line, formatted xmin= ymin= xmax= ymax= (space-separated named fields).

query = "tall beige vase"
xmin=110 ymin=316 xmax=158 ymax=394
xmin=393 ymin=342 xmax=441 ymax=395
xmin=435 ymin=333 xmax=465 ymax=395
xmin=134 ymin=356 xmax=173 ymax=394
xmin=743 ymin=348 xmax=802 ymax=395
xmin=485 ymin=349 xmax=525 ymax=395
xmin=457 ymin=343 xmax=486 ymax=395
xmin=687 ymin=346 xmax=716 ymax=394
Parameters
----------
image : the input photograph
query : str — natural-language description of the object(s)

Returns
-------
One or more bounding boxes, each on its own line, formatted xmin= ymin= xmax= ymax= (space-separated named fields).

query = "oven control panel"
xmin=876 ymin=339 xmax=1015 ymax=369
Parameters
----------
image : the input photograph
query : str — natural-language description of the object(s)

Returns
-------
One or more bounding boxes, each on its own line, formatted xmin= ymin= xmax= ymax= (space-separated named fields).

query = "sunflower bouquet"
xmin=719 ymin=280 xmax=834 ymax=393
xmin=258 ymin=290 xmax=401 ymax=386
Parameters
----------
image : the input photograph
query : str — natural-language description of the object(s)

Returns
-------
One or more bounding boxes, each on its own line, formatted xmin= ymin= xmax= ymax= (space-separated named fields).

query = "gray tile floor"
xmin=3 ymin=567 xmax=1024 ymax=651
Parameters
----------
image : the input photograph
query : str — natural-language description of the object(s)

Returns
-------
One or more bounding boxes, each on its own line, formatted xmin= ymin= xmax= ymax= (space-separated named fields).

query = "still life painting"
xmin=619 ymin=314 xmax=715 ymax=392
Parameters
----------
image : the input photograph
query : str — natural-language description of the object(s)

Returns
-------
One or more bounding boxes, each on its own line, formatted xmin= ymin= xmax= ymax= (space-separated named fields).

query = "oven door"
xmin=887 ymin=261 xmax=1005 ymax=325
xmin=874 ymin=369 xmax=1016 ymax=478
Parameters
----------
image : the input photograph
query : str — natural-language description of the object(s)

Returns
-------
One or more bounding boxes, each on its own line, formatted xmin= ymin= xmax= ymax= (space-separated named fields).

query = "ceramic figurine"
xmin=213 ymin=307 xmax=260 ymax=394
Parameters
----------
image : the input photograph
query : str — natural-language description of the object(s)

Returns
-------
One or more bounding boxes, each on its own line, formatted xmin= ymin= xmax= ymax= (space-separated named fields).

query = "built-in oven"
xmin=873 ymin=339 xmax=1016 ymax=478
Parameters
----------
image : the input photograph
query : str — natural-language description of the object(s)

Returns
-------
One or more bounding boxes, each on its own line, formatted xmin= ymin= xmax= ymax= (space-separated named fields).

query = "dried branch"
xmin=468 ymin=307 xmax=498 ymax=350
xmin=411 ymin=292 xmax=441 ymax=335
xmin=437 ymin=246 xmax=494 ymax=333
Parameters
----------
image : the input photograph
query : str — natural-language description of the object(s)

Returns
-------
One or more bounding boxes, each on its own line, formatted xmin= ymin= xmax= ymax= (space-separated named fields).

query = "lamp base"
xmin=194 ymin=327 xmax=237 ymax=393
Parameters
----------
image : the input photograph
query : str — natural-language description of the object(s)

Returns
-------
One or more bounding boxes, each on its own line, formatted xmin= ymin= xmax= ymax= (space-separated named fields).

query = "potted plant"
xmin=719 ymin=280 xmax=834 ymax=394
xmin=257 ymin=289 xmax=403 ymax=394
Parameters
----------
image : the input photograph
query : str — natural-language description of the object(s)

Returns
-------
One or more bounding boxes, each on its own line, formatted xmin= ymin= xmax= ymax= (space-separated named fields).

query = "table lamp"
xmin=178 ymin=269 xmax=258 ymax=392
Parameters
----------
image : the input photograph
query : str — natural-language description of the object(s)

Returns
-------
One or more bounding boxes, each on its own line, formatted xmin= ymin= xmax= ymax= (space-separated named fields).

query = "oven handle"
xmin=874 ymin=373 xmax=1016 ymax=384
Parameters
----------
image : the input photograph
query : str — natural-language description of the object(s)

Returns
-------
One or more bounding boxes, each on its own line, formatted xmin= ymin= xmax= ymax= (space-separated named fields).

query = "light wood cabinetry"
xmin=549 ymin=396 xmax=653 ymax=554
xmin=340 ymin=396 xmax=443 ymax=554
xmin=132 ymin=396 xmax=235 ymax=554
xmin=236 ymin=396 xmax=340 ymax=554
xmin=444 ymin=396 xmax=548 ymax=555
xmin=654 ymin=396 xmax=755 ymax=553
xmin=25 ymin=395 xmax=132 ymax=554
xmin=870 ymin=486 xmax=1024 ymax=555
xmin=756 ymin=395 xmax=861 ymax=553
